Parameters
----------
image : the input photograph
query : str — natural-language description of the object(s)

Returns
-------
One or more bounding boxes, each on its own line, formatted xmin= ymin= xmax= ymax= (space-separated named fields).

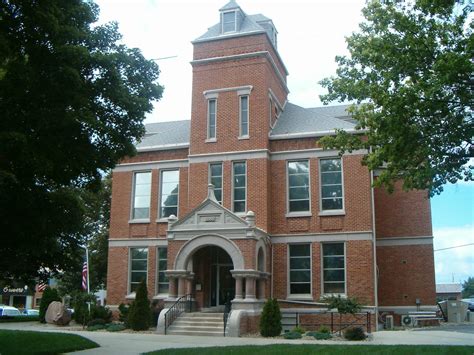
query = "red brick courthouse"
xmin=107 ymin=1 xmax=436 ymax=336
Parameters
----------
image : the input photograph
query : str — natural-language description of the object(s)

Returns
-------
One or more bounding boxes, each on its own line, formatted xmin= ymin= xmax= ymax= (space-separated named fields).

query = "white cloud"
xmin=433 ymin=225 xmax=474 ymax=285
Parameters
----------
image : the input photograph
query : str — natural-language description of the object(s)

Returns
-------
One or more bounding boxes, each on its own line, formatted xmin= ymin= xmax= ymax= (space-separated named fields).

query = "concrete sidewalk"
xmin=1 ymin=322 xmax=473 ymax=354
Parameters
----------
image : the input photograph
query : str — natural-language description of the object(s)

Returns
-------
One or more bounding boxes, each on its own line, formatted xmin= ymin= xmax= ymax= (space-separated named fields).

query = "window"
xmin=159 ymin=170 xmax=179 ymax=218
xmin=208 ymin=99 xmax=216 ymax=139
xmin=232 ymin=161 xmax=246 ymax=213
xmin=320 ymin=158 xmax=343 ymax=211
xmin=156 ymin=247 xmax=169 ymax=294
xmin=288 ymin=160 xmax=310 ymax=213
xmin=239 ymin=95 xmax=249 ymax=137
xmin=322 ymin=243 xmax=345 ymax=294
xmin=209 ymin=163 xmax=223 ymax=204
xmin=132 ymin=172 xmax=151 ymax=220
xmin=289 ymin=244 xmax=311 ymax=295
xmin=130 ymin=248 xmax=148 ymax=293
xmin=222 ymin=11 xmax=236 ymax=33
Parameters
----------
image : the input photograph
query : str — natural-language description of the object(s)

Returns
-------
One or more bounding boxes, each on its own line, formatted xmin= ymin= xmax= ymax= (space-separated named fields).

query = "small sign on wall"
xmin=195 ymin=284 xmax=202 ymax=291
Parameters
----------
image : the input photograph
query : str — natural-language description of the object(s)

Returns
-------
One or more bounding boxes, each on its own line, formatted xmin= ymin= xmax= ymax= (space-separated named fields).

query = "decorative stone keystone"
xmin=245 ymin=210 xmax=256 ymax=227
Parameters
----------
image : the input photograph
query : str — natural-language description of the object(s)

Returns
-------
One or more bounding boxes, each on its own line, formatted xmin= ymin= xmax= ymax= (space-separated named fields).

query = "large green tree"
xmin=462 ymin=276 xmax=474 ymax=298
xmin=0 ymin=0 xmax=163 ymax=281
xmin=319 ymin=0 xmax=473 ymax=195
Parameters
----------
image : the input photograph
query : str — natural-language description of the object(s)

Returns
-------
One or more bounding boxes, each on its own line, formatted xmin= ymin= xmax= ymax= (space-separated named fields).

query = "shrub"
xmin=291 ymin=326 xmax=305 ymax=334
xmin=39 ymin=287 xmax=61 ymax=323
xmin=87 ymin=324 xmax=106 ymax=331
xmin=283 ymin=331 xmax=302 ymax=339
xmin=90 ymin=305 xmax=112 ymax=323
xmin=87 ymin=318 xmax=106 ymax=327
xmin=107 ymin=323 xmax=126 ymax=332
xmin=128 ymin=280 xmax=151 ymax=331
xmin=259 ymin=298 xmax=282 ymax=337
xmin=150 ymin=300 xmax=163 ymax=327
xmin=72 ymin=292 xmax=97 ymax=325
xmin=118 ymin=303 xmax=130 ymax=327
xmin=0 ymin=316 xmax=40 ymax=323
xmin=344 ymin=326 xmax=367 ymax=341
xmin=318 ymin=325 xmax=331 ymax=334
xmin=313 ymin=332 xmax=332 ymax=340
xmin=322 ymin=295 xmax=362 ymax=314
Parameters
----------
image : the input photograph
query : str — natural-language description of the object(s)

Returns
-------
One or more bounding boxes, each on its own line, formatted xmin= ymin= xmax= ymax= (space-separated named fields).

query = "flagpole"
xmin=85 ymin=246 xmax=90 ymax=294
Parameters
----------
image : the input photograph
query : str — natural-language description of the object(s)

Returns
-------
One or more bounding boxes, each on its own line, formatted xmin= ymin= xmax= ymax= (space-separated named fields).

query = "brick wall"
xmin=377 ymin=244 xmax=436 ymax=306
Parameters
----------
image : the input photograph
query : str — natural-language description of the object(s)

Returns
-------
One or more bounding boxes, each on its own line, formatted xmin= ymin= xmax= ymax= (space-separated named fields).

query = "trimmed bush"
xmin=118 ymin=303 xmax=129 ymax=327
xmin=128 ymin=280 xmax=151 ymax=331
xmin=283 ymin=331 xmax=302 ymax=339
xmin=259 ymin=298 xmax=282 ymax=337
xmin=313 ymin=332 xmax=332 ymax=340
xmin=150 ymin=300 xmax=163 ymax=327
xmin=291 ymin=326 xmax=305 ymax=334
xmin=318 ymin=325 xmax=331 ymax=334
xmin=344 ymin=326 xmax=367 ymax=341
xmin=107 ymin=323 xmax=126 ymax=332
xmin=87 ymin=324 xmax=106 ymax=331
xmin=86 ymin=318 xmax=106 ymax=327
xmin=39 ymin=287 xmax=61 ymax=323
xmin=72 ymin=292 xmax=97 ymax=326
xmin=90 ymin=305 xmax=112 ymax=323
xmin=0 ymin=316 xmax=40 ymax=322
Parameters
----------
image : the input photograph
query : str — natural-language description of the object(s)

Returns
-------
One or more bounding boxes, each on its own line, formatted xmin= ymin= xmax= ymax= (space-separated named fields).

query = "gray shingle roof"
xmin=136 ymin=120 xmax=190 ymax=151
xmin=270 ymin=103 xmax=357 ymax=138
xmin=194 ymin=14 xmax=265 ymax=42
xmin=436 ymin=283 xmax=462 ymax=294
xmin=219 ymin=0 xmax=240 ymax=11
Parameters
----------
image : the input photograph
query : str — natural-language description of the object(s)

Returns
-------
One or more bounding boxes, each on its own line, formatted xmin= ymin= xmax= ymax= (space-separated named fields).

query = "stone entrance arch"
xmin=174 ymin=234 xmax=245 ymax=271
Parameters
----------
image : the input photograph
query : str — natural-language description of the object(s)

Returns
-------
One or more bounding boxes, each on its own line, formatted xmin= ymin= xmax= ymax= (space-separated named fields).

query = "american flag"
xmin=82 ymin=260 xmax=88 ymax=291
xmin=37 ymin=282 xmax=47 ymax=292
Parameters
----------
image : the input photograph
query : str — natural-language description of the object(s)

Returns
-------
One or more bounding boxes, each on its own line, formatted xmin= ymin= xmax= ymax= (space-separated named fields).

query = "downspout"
xmin=271 ymin=243 xmax=274 ymax=298
xmin=370 ymin=156 xmax=379 ymax=331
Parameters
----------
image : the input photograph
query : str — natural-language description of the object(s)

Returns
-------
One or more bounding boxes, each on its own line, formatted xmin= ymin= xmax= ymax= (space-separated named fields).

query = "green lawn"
xmin=147 ymin=345 xmax=474 ymax=355
xmin=0 ymin=329 xmax=99 ymax=354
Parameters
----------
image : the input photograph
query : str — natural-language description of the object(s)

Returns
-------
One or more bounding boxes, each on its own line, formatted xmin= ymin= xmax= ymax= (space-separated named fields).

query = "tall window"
xmin=208 ymin=99 xmax=216 ymax=139
xmin=209 ymin=163 xmax=223 ymax=204
xmin=160 ymin=170 xmax=179 ymax=218
xmin=288 ymin=160 xmax=310 ymax=213
xmin=289 ymin=244 xmax=311 ymax=295
xmin=239 ymin=95 xmax=249 ymax=137
xmin=222 ymin=11 xmax=236 ymax=33
xmin=132 ymin=172 xmax=151 ymax=220
xmin=156 ymin=247 xmax=169 ymax=294
xmin=130 ymin=248 xmax=148 ymax=293
xmin=320 ymin=158 xmax=343 ymax=211
xmin=232 ymin=161 xmax=246 ymax=213
xmin=322 ymin=243 xmax=345 ymax=294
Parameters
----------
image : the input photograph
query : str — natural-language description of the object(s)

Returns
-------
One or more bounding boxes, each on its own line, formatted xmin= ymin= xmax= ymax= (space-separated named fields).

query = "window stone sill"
xmin=205 ymin=138 xmax=217 ymax=143
xmin=156 ymin=218 xmax=170 ymax=223
xmin=152 ymin=294 xmax=169 ymax=300
xmin=129 ymin=219 xmax=150 ymax=224
xmin=285 ymin=212 xmax=312 ymax=218
xmin=318 ymin=210 xmax=345 ymax=217
xmin=238 ymin=136 xmax=250 ymax=140
xmin=125 ymin=292 xmax=136 ymax=300
xmin=286 ymin=295 xmax=314 ymax=301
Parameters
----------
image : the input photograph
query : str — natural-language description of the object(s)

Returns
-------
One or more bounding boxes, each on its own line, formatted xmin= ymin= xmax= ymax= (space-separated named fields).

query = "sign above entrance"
xmin=1 ymin=285 xmax=31 ymax=295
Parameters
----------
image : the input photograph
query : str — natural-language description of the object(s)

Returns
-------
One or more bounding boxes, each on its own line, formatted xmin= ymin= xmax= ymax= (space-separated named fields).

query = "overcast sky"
xmin=95 ymin=0 xmax=473 ymax=287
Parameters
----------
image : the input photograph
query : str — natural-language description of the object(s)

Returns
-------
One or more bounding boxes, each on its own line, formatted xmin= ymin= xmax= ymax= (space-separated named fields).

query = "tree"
xmin=260 ymin=298 xmax=282 ymax=337
xmin=0 ymin=0 xmax=163 ymax=282
xmin=462 ymin=276 xmax=474 ymax=298
xmin=128 ymin=280 xmax=151 ymax=331
xmin=319 ymin=0 xmax=473 ymax=196
xmin=39 ymin=287 xmax=61 ymax=323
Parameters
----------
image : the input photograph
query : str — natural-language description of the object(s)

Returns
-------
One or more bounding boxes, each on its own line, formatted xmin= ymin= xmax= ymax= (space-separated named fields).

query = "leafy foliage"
xmin=319 ymin=0 xmax=473 ymax=196
xmin=343 ymin=326 xmax=367 ymax=341
xmin=0 ymin=0 xmax=163 ymax=282
xmin=106 ymin=323 xmax=126 ymax=332
xmin=72 ymin=292 xmax=100 ymax=326
xmin=318 ymin=325 xmax=331 ymax=334
xmin=118 ymin=303 xmax=130 ymax=327
xmin=259 ymin=298 xmax=282 ymax=337
xmin=128 ymin=280 xmax=151 ymax=331
xmin=39 ymin=287 xmax=61 ymax=323
xmin=322 ymin=295 xmax=362 ymax=314
xmin=312 ymin=332 xmax=332 ymax=340
xmin=462 ymin=277 xmax=474 ymax=298
xmin=291 ymin=326 xmax=306 ymax=334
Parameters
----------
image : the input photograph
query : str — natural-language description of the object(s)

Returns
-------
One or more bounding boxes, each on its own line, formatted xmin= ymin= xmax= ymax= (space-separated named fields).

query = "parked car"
xmin=462 ymin=298 xmax=474 ymax=312
xmin=0 ymin=305 xmax=21 ymax=317
xmin=22 ymin=309 xmax=40 ymax=316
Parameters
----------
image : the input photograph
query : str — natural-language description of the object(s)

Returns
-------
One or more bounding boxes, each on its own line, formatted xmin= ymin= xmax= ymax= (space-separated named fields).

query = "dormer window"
xmin=222 ymin=11 xmax=236 ymax=33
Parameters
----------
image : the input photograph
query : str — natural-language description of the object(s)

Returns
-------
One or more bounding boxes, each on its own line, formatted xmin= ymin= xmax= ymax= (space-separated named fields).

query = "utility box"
xmin=447 ymin=301 xmax=468 ymax=323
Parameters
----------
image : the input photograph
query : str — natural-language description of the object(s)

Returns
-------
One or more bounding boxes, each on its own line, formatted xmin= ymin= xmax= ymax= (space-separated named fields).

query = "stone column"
xmin=258 ymin=278 xmax=266 ymax=300
xmin=245 ymin=276 xmax=256 ymax=300
xmin=177 ymin=277 xmax=186 ymax=297
xmin=168 ymin=276 xmax=177 ymax=298
xmin=186 ymin=273 xmax=194 ymax=295
xmin=234 ymin=276 xmax=243 ymax=300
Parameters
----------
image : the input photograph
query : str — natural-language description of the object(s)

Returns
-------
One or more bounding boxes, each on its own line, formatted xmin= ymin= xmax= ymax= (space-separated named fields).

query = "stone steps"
xmin=166 ymin=312 xmax=225 ymax=337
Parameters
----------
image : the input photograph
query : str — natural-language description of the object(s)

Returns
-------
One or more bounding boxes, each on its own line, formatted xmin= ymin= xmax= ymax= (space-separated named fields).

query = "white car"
xmin=23 ymin=309 xmax=40 ymax=316
xmin=0 ymin=305 xmax=21 ymax=317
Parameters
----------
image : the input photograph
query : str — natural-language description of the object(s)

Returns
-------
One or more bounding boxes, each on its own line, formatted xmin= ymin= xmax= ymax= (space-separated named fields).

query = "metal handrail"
xmin=164 ymin=294 xmax=193 ymax=335
xmin=223 ymin=301 xmax=231 ymax=337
